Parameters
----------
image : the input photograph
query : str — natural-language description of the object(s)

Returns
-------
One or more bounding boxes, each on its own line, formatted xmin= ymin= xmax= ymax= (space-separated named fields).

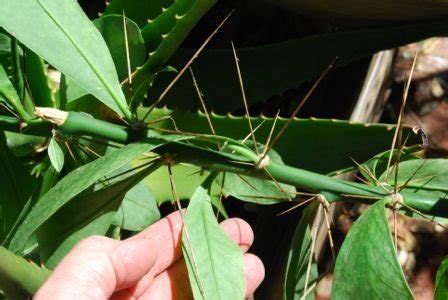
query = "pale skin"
xmin=35 ymin=211 xmax=265 ymax=299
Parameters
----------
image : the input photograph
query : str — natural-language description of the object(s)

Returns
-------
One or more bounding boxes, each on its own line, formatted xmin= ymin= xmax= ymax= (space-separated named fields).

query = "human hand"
xmin=34 ymin=211 xmax=265 ymax=299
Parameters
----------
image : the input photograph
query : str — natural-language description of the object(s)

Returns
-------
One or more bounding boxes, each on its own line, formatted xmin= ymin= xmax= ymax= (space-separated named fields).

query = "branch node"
xmin=316 ymin=194 xmax=330 ymax=210
xmin=161 ymin=153 xmax=175 ymax=166
xmin=35 ymin=107 xmax=68 ymax=126
xmin=256 ymin=154 xmax=270 ymax=169
xmin=386 ymin=193 xmax=404 ymax=210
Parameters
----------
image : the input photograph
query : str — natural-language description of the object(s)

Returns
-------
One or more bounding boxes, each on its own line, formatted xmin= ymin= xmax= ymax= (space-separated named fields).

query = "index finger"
xmin=131 ymin=211 xmax=255 ymax=276
xmin=126 ymin=211 xmax=255 ymax=297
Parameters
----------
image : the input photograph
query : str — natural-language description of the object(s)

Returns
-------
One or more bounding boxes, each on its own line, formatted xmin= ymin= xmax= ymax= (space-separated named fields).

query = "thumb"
xmin=35 ymin=236 xmax=157 ymax=300
xmin=110 ymin=237 xmax=158 ymax=290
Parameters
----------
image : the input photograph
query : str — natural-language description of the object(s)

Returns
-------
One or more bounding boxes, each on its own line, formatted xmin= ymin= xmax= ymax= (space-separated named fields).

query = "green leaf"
xmin=8 ymin=138 xmax=174 ymax=253
xmin=140 ymin=162 xmax=209 ymax=203
xmin=131 ymin=133 xmax=251 ymax=207
xmin=140 ymin=107 xmax=419 ymax=173
xmin=435 ymin=257 xmax=448 ymax=300
xmin=5 ymin=131 xmax=46 ymax=157
xmin=38 ymin=165 xmax=59 ymax=199
xmin=0 ymin=0 xmax=131 ymax=119
xmin=65 ymin=93 xmax=104 ymax=119
xmin=58 ymin=74 xmax=67 ymax=110
xmin=358 ymin=146 xmax=420 ymax=185
xmin=381 ymin=159 xmax=448 ymax=218
xmin=9 ymin=37 xmax=26 ymax=105
xmin=9 ymin=38 xmax=37 ymax=118
xmin=38 ymin=202 xmax=114 ymax=269
xmin=149 ymin=19 xmax=448 ymax=112
xmin=47 ymin=138 xmax=64 ymax=173
xmin=129 ymin=66 xmax=177 ymax=110
xmin=0 ymin=31 xmax=10 ymax=53
xmin=0 ymin=246 xmax=51 ymax=299
xmin=0 ymin=132 xmax=36 ymax=244
xmin=66 ymin=15 xmax=147 ymax=106
xmin=0 ymin=31 xmax=13 ymax=84
xmin=0 ymin=64 xmax=30 ymax=120
xmin=38 ymin=166 xmax=158 ymax=268
xmin=139 ymin=163 xmax=227 ymax=217
xmin=284 ymin=203 xmax=319 ymax=300
xmin=332 ymin=199 xmax=413 ymax=299
xmin=183 ymin=177 xmax=245 ymax=299
xmin=382 ymin=159 xmax=448 ymax=194
xmin=24 ymin=49 xmax=55 ymax=108
xmin=94 ymin=15 xmax=146 ymax=81
xmin=113 ymin=177 xmax=160 ymax=232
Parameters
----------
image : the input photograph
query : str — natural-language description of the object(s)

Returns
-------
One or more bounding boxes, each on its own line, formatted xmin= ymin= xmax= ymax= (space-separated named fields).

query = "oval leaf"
xmin=113 ymin=180 xmax=160 ymax=231
xmin=332 ymin=199 xmax=414 ymax=299
xmin=183 ymin=179 xmax=245 ymax=299
xmin=48 ymin=138 xmax=64 ymax=173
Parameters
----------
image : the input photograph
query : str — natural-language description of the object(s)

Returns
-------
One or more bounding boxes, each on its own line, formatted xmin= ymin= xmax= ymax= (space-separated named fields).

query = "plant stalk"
xmin=0 ymin=246 xmax=51 ymax=298
xmin=3 ymin=109 xmax=447 ymax=217
xmin=0 ymin=115 xmax=50 ymax=135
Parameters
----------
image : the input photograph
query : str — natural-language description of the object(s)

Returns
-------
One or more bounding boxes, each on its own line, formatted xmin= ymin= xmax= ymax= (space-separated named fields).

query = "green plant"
xmin=1 ymin=0 xmax=448 ymax=299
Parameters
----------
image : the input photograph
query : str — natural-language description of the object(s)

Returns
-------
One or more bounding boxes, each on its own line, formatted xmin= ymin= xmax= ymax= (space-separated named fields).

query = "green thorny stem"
xmin=0 ymin=246 xmax=51 ymax=298
xmin=3 ymin=108 xmax=448 ymax=217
